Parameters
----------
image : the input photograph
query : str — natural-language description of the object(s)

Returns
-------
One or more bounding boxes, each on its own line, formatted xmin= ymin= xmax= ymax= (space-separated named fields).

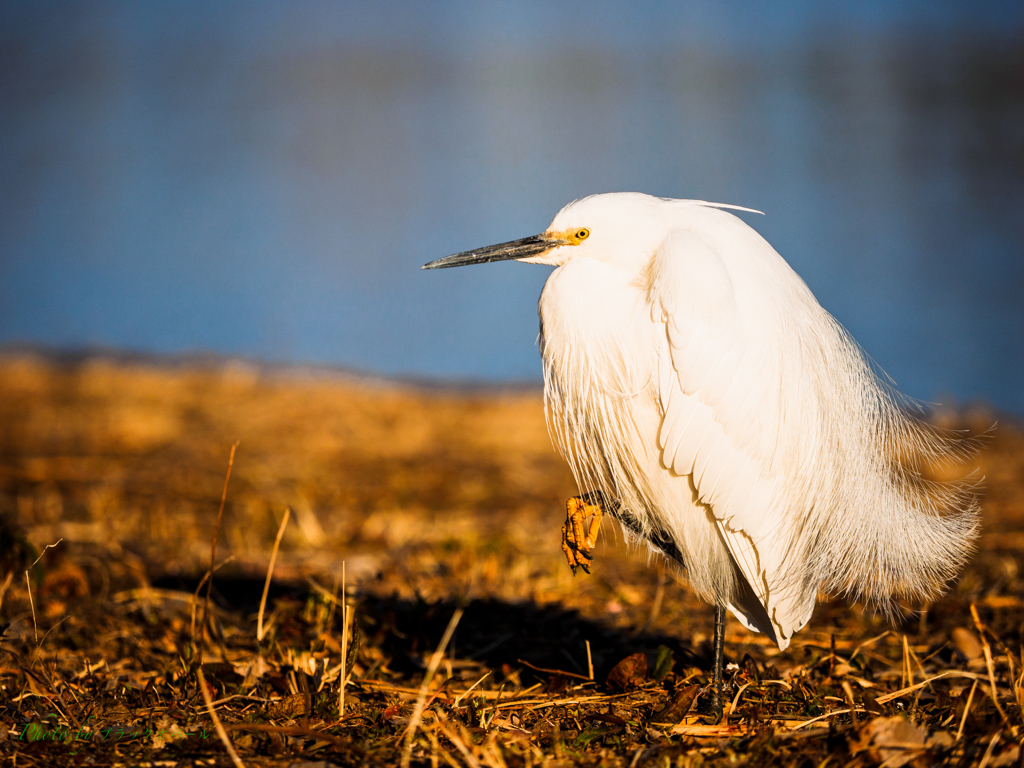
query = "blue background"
xmin=1 ymin=1 xmax=1022 ymax=412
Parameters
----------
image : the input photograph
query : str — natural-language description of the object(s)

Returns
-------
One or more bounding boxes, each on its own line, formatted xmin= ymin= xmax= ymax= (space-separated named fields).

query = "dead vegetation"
xmin=0 ymin=351 xmax=1023 ymax=766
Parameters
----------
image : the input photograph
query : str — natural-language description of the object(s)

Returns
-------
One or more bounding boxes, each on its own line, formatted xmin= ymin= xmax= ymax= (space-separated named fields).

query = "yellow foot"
xmin=560 ymin=494 xmax=605 ymax=576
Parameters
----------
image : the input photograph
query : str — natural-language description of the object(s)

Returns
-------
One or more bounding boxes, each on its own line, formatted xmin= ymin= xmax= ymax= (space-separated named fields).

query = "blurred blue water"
xmin=1 ymin=2 xmax=1022 ymax=412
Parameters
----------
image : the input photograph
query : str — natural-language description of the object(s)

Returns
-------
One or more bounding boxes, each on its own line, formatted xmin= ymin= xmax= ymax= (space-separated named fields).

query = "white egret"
xmin=423 ymin=192 xmax=979 ymax=712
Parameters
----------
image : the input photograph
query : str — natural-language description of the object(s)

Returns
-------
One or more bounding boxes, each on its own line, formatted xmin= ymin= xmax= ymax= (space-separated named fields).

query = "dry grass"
xmin=0 ymin=351 xmax=1022 ymax=766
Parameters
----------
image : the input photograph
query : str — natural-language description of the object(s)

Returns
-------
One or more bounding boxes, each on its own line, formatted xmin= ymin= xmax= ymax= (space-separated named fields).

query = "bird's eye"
xmin=576 ymin=228 xmax=590 ymax=241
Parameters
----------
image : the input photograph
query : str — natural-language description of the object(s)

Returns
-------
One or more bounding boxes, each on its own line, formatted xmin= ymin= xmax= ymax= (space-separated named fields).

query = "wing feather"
xmin=650 ymin=227 xmax=817 ymax=648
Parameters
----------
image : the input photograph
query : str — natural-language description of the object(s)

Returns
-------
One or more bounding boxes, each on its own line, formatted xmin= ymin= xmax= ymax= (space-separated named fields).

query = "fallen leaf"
xmin=236 ymin=654 xmax=271 ymax=688
xmin=266 ymin=694 xmax=306 ymax=721
xmin=850 ymin=716 xmax=927 ymax=767
xmin=584 ymin=712 xmax=628 ymax=726
xmin=951 ymin=627 xmax=983 ymax=662
xmin=862 ymin=692 xmax=885 ymax=715
xmin=606 ymin=652 xmax=647 ymax=692
xmin=650 ymin=684 xmax=700 ymax=725
xmin=651 ymin=645 xmax=675 ymax=681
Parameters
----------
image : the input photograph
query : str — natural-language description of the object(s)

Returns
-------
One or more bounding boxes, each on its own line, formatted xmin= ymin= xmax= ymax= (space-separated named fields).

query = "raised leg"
xmin=560 ymin=495 xmax=605 ymax=575
xmin=561 ymin=490 xmax=686 ymax=574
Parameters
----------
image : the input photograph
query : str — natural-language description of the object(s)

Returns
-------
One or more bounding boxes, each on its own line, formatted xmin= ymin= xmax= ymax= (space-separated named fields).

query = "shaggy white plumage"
xmin=425 ymin=191 xmax=980 ymax=651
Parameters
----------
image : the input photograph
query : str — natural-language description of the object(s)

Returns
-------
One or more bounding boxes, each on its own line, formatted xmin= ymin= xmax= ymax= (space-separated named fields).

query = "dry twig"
xmin=197 ymin=665 xmax=246 ymax=768
xmin=197 ymin=441 xmax=238 ymax=653
xmin=401 ymin=607 xmax=464 ymax=768
xmin=24 ymin=538 xmax=63 ymax=645
xmin=257 ymin=507 xmax=290 ymax=642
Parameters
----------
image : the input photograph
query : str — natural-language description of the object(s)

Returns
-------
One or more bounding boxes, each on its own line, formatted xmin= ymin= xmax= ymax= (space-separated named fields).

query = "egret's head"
xmin=421 ymin=192 xmax=671 ymax=272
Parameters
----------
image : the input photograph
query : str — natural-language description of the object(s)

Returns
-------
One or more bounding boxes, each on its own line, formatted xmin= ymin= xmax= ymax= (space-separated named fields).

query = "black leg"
xmin=712 ymin=602 xmax=726 ymax=718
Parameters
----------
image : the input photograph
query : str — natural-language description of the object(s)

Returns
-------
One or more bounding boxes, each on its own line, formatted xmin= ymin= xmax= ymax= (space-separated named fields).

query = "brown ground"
xmin=0 ymin=352 xmax=1022 ymax=766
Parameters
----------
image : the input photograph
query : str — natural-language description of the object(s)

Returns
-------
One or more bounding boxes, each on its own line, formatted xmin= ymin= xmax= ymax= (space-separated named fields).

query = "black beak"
xmin=421 ymin=233 xmax=563 ymax=270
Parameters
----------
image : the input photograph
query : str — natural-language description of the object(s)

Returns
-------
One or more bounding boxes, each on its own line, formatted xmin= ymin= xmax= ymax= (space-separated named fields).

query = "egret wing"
xmin=649 ymin=226 xmax=817 ymax=649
